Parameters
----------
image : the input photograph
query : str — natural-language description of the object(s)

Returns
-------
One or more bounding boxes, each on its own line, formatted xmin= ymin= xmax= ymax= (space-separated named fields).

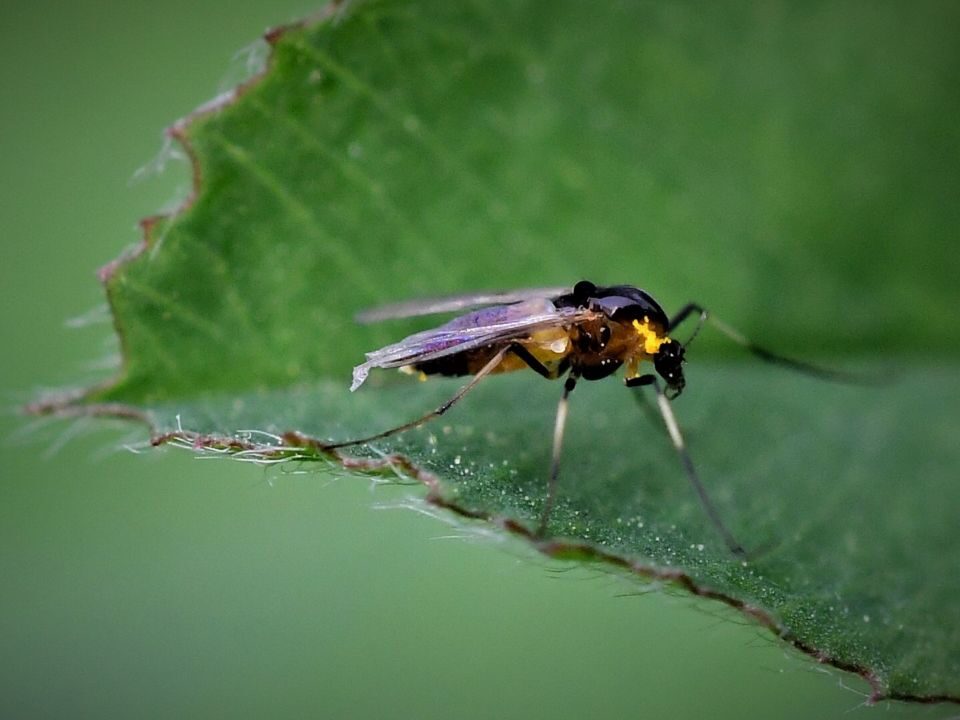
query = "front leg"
xmin=625 ymin=373 xmax=656 ymax=388
xmin=671 ymin=302 xmax=866 ymax=384
xmin=625 ymin=375 xmax=747 ymax=557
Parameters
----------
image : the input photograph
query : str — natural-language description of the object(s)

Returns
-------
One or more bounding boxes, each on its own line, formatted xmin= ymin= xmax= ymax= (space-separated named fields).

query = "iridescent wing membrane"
xmin=355 ymin=287 xmax=571 ymax=323
xmin=351 ymin=293 xmax=587 ymax=390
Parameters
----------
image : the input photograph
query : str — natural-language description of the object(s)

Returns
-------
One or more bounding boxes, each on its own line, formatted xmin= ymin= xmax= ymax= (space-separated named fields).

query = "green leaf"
xmin=32 ymin=0 xmax=960 ymax=704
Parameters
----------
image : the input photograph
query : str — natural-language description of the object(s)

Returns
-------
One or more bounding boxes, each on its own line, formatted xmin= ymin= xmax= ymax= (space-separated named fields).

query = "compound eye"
xmin=654 ymin=340 xmax=686 ymax=386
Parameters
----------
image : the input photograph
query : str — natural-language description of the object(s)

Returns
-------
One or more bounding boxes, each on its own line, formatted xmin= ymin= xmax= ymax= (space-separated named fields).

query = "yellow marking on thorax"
xmin=632 ymin=318 xmax=668 ymax=355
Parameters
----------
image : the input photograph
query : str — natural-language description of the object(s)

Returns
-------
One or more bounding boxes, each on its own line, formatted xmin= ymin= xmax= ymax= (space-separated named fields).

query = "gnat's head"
xmin=653 ymin=338 xmax=686 ymax=398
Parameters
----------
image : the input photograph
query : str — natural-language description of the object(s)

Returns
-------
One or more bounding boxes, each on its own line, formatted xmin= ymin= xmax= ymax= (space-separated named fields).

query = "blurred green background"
xmin=1 ymin=2 xmax=952 ymax=718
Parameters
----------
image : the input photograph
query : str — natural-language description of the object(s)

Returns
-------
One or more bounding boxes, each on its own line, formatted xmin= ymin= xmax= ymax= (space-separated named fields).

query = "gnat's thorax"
xmin=569 ymin=314 xmax=672 ymax=381
xmin=558 ymin=280 xmax=686 ymax=392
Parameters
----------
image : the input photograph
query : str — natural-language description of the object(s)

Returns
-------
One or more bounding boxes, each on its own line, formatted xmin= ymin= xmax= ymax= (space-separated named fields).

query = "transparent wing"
xmin=351 ymin=298 xmax=589 ymax=390
xmin=355 ymin=286 xmax=571 ymax=324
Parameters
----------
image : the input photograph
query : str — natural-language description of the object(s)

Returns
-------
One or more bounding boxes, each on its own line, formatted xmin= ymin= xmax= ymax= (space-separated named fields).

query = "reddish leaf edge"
xmin=26 ymin=2 xmax=348 ymax=416
xmin=20 ymin=1 xmax=958 ymax=705
xmin=21 ymin=395 xmax=960 ymax=707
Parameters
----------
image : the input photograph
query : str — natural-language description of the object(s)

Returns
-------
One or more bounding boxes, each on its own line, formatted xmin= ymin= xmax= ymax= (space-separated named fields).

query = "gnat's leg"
xmin=323 ymin=346 xmax=512 ymax=450
xmin=669 ymin=302 xmax=863 ymax=383
xmin=507 ymin=342 xmax=566 ymax=379
xmin=536 ymin=372 xmax=579 ymax=537
xmin=325 ymin=342 xmax=563 ymax=450
xmin=626 ymin=374 xmax=747 ymax=558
